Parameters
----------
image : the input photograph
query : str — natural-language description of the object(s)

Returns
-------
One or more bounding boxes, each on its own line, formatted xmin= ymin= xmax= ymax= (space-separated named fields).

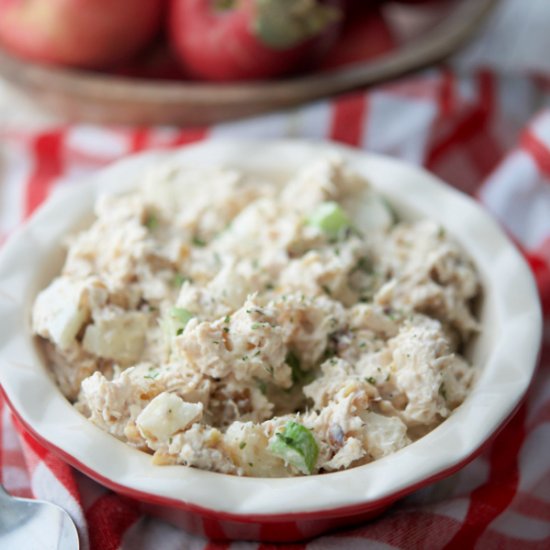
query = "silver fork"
xmin=0 ymin=483 xmax=79 ymax=549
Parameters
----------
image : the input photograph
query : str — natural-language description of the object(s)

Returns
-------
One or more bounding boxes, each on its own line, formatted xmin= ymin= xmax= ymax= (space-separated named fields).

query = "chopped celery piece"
xmin=269 ymin=421 xmax=319 ymax=474
xmin=172 ymin=273 xmax=189 ymax=287
xmin=170 ymin=307 xmax=194 ymax=335
xmin=286 ymin=351 xmax=314 ymax=385
xmin=306 ymin=201 xmax=351 ymax=239
xmin=192 ymin=235 xmax=206 ymax=247
xmin=286 ymin=351 xmax=302 ymax=383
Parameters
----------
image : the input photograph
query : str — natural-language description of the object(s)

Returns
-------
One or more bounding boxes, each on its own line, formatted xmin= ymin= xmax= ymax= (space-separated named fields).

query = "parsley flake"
xmin=321 ymin=284 xmax=332 ymax=296
xmin=144 ymin=368 xmax=160 ymax=380
xmin=145 ymin=213 xmax=159 ymax=230
xmin=192 ymin=235 xmax=206 ymax=247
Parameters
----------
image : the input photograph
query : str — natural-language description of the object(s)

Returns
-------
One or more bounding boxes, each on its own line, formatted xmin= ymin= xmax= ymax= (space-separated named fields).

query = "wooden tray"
xmin=0 ymin=0 xmax=498 ymax=126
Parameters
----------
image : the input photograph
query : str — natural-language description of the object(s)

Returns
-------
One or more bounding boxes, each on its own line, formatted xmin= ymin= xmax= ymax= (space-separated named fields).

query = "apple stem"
xmin=254 ymin=0 xmax=342 ymax=50
xmin=213 ymin=0 xmax=237 ymax=11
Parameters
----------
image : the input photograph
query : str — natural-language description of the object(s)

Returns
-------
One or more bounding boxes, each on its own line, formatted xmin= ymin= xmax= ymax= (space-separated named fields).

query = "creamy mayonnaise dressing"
xmin=32 ymin=158 xmax=480 ymax=477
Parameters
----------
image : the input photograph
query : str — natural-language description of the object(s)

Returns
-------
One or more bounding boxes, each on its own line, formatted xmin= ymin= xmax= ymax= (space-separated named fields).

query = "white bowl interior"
xmin=0 ymin=140 xmax=542 ymax=517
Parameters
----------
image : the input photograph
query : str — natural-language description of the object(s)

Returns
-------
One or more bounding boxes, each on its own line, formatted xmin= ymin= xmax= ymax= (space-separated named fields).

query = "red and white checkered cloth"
xmin=1 ymin=68 xmax=549 ymax=549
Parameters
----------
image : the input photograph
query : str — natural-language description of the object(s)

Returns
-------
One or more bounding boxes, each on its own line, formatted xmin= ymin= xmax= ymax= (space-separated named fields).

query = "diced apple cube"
xmin=362 ymin=412 xmax=410 ymax=459
xmin=136 ymin=392 xmax=203 ymax=444
xmin=82 ymin=310 xmax=148 ymax=364
xmin=32 ymin=277 xmax=89 ymax=350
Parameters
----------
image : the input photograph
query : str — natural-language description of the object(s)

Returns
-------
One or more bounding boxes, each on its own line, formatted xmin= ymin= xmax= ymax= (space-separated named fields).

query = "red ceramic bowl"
xmin=0 ymin=141 xmax=542 ymax=542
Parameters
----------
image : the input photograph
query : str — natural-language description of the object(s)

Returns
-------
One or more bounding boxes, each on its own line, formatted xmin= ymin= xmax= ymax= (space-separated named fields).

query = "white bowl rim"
xmin=0 ymin=140 xmax=542 ymax=519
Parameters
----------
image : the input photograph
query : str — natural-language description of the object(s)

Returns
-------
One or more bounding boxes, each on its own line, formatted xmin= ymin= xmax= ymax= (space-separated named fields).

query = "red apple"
xmin=0 ymin=0 xmax=166 ymax=69
xmin=169 ymin=0 xmax=345 ymax=82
